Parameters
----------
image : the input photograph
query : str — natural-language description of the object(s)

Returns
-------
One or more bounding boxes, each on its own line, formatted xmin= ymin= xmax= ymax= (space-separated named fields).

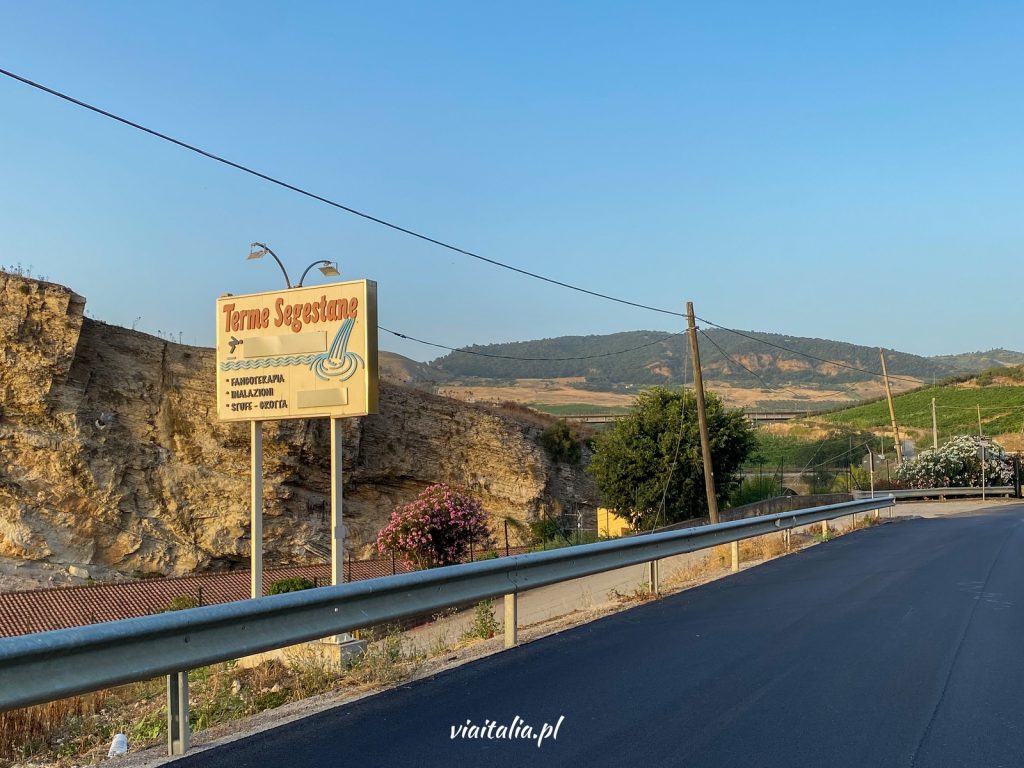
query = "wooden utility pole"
xmin=686 ymin=302 xmax=719 ymax=523
xmin=879 ymin=348 xmax=902 ymax=465
xmin=977 ymin=404 xmax=983 ymax=437
xmin=932 ymin=397 xmax=938 ymax=450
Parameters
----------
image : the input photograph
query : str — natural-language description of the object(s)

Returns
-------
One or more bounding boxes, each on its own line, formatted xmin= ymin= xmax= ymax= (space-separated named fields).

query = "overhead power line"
xmin=937 ymin=404 xmax=1024 ymax=411
xmin=697 ymin=328 xmax=805 ymax=400
xmin=695 ymin=317 xmax=925 ymax=385
xmin=804 ymin=436 xmax=879 ymax=471
xmin=0 ymin=66 xmax=957 ymax=388
xmin=0 ymin=66 xmax=684 ymax=319
xmin=380 ymin=326 xmax=685 ymax=361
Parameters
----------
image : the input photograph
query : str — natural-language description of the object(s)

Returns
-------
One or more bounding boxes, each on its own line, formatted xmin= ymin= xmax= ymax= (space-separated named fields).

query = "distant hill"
xmin=379 ymin=351 xmax=437 ymax=385
xmin=930 ymin=348 xmax=1024 ymax=371
xmin=425 ymin=329 xmax=1003 ymax=392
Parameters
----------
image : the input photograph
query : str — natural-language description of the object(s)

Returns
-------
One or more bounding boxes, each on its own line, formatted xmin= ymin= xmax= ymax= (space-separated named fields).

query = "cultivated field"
xmin=436 ymin=376 xmax=920 ymax=414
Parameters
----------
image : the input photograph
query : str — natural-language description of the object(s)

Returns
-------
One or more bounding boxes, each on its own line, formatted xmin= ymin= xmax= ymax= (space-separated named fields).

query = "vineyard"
xmin=823 ymin=384 xmax=1024 ymax=443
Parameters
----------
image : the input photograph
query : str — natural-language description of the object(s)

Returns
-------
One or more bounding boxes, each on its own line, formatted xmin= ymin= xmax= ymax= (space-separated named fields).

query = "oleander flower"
xmin=375 ymin=484 xmax=492 ymax=569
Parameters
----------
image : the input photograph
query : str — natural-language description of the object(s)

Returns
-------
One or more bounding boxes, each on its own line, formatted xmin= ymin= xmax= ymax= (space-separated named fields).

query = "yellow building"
xmin=597 ymin=507 xmax=631 ymax=538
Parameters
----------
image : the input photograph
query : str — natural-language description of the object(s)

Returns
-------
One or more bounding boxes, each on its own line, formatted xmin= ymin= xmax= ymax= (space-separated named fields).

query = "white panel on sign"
xmin=244 ymin=331 xmax=327 ymax=358
xmin=297 ymin=388 xmax=349 ymax=408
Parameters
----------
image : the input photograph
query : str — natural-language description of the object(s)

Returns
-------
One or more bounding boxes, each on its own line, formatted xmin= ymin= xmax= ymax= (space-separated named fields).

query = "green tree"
xmin=539 ymin=421 xmax=582 ymax=464
xmin=268 ymin=577 xmax=316 ymax=595
xmin=587 ymin=387 xmax=756 ymax=529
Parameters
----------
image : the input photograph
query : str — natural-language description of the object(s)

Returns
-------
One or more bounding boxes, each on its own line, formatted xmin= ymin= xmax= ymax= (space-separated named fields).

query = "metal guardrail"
xmin=852 ymin=487 xmax=1013 ymax=501
xmin=0 ymin=496 xmax=894 ymax=753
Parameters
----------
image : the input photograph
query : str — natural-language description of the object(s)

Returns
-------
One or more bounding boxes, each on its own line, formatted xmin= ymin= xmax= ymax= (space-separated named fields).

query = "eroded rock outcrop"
xmin=0 ymin=273 xmax=595 ymax=577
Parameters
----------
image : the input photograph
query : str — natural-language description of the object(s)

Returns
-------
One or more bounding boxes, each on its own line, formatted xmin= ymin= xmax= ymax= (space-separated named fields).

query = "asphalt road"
xmin=176 ymin=505 xmax=1024 ymax=768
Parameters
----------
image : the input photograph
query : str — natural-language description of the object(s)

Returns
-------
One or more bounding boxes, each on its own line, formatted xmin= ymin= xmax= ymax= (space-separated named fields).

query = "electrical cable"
xmin=0 ymin=66 xmax=685 ymax=319
xmin=797 ymin=436 xmax=830 ymax=474
xmin=803 ymin=436 xmax=879 ymax=471
xmin=0 ymin=66 xmax=977 ymax=389
xmin=937 ymin=404 xmax=1024 ymax=411
xmin=697 ymin=328 xmax=806 ymax=400
xmin=695 ymin=318 xmax=927 ymax=385
xmin=379 ymin=326 xmax=686 ymax=361
xmin=651 ymin=341 xmax=690 ymax=531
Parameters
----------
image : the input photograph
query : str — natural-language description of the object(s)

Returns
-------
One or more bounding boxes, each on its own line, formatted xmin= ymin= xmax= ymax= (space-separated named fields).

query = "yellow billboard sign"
xmin=215 ymin=280 xmax=378 ymax=421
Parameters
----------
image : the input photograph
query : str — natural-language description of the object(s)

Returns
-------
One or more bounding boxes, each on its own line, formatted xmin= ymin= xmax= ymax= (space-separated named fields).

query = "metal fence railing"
xmin=852 ymin=487 xmax=1013 ymax=501
xmin=0 ymin=496 xmax=894 ymax=755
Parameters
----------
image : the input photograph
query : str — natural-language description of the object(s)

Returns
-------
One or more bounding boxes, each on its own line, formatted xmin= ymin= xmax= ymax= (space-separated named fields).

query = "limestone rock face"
xmin=0 ymin=274 xmax=596 ymax=577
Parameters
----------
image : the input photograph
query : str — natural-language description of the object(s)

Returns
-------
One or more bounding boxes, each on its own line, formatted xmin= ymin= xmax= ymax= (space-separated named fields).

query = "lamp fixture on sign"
xmin=247 ymin=242 xmax=341 ymax=289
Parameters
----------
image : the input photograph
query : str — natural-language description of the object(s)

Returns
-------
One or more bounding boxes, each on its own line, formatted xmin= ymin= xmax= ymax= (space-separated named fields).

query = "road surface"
xmin=174 ymin=504 xmax=1024 ymax=767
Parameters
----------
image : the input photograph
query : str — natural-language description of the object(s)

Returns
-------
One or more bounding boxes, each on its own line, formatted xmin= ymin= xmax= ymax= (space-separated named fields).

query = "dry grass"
xmin=436 ymin=376 xmax=918 ymax=413
xmin=438 ymin=380 xmax=635 ymax=409
xmin=0 ymin=693 xmax=111 ymax=763
xmin=663 ymin=522 xmax=864 ymax=589
xmin=0 ymin=626 xmax=429 ymax=767
xmin=708 ymin=533 xmax=791 ymax=569
xmin=607 ymin=583 xmax=658 ymax=605
xmin=0 ymin=678 xmax=164 ymax=767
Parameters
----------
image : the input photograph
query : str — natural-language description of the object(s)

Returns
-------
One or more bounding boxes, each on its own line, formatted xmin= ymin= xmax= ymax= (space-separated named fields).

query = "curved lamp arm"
xmin=250 ymin=242 xmax=292 ymax=288
xmin=297 ymin=260 xmax=338 ymax=288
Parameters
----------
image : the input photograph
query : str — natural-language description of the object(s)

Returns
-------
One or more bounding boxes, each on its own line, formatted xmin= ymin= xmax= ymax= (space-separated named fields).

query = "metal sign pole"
xmin=330 ymin=417 xmax=344 ymax=586
xmin=327 ymin=416 xmax=362 ymax=654
xmin=250 ymin=420 xmax=263 ymax=599
xmin=981 ymin=440 xmax=987 ymax=501
xmin=869 ymin=451 xmax=875 ymax=499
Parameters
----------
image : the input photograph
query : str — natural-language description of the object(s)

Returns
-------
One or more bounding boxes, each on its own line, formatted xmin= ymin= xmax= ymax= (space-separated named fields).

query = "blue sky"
xmin=1 ymin=2 xmax=1022 ymax=361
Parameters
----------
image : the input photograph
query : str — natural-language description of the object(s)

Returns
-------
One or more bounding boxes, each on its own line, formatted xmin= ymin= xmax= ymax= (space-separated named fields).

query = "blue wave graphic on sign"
xmin=220 ymin=319 xmax=365 ymax=382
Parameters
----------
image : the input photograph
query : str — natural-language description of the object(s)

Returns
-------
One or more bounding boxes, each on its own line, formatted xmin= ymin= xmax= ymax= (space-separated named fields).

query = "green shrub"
xmin=463 ymin=601 xmax=499 ymax=641
xmin=539 ymin=422 xmax=582 ymax=464
xmin=164 ymin=595 xmax=200 ymax=612
xmin=529 ymin=517 xmax=563 ymax=544
xmin=803 ymin=468 xmax=837 ymax=495
xmin=268 ymin=577 xmax=316 ymax=595
xmin=729 ymin=476 xmax=782 ymax=507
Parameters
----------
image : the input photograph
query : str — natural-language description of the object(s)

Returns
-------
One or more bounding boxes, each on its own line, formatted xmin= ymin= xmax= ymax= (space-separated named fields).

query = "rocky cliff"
xmin=0 ymin=273 xmax=595 ymax=578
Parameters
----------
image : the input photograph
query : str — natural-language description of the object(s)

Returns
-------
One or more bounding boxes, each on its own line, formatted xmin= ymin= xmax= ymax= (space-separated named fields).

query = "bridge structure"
xmin=558 ymin=409 xmax=814 ymax=425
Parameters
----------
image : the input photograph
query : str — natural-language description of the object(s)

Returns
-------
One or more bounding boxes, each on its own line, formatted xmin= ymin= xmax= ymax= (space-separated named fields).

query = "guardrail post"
xmin=730 ymin=541 xmax=740 ymax=572
xmin=504 ymin=593 xmax=518 ymax=648
xmin=648 ymin=560 xmax=660 ymax=596
xmin=167 ymin=671 xmax=190 ymax=755
xmin=821 ymin=520 xmax=828 ymax=539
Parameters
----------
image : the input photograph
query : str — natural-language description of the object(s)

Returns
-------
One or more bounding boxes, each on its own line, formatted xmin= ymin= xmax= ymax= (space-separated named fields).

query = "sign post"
xmin=979 ymin=438 xmax=989 ymax=501
xmin=250 ymin=421 xmax=263 ymax=598
xmin=216 ymin=280 xmax=378 ymax=601
xmin=330 ymin=417 xmax=344 ymax=587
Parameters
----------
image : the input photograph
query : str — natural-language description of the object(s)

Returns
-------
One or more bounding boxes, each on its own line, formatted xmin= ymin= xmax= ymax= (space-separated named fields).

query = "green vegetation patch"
xmin=823 ymin=384 xmax=1024 ymax=441
xmin=747 ymin=428 xmax=879 ymax=471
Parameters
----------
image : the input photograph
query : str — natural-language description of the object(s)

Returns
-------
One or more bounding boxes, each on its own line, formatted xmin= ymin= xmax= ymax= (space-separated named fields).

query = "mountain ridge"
xmin=417 ymin=329 xmax=1021 ymax=391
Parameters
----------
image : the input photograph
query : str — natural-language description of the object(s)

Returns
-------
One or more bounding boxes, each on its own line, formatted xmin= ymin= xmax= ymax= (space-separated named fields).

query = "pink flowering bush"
xmin=375 ymin=484 xmax=492 ymax=569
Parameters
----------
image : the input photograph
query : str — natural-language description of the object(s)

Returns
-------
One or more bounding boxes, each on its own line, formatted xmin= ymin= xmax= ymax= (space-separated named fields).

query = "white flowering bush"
xmin=375 ymin=484 xmax=492 ymax=569
xmin=895 ymin=435 xmax=1012 ymax=489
